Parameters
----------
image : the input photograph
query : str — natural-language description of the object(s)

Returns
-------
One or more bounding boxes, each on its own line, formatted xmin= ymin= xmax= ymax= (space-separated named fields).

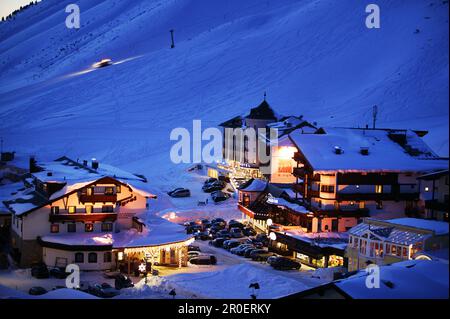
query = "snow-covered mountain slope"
xmin=0 ymin=0 xmax=448 ymax=181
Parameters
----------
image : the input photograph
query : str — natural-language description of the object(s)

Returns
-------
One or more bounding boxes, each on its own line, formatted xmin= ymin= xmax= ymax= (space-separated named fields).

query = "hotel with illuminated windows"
xmin=3 ymin=156 xmax=193 ymax=272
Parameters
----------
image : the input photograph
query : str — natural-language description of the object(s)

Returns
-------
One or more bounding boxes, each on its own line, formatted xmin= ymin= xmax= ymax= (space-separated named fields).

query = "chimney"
xmin=91 ymin=158 xmax=99 ymax=170
xmin=47 ymin=172 xmax=53 ymax=177
xmin=360 ymin=147 xmax=369 ymax=156
xmin=83 ymin=160 xmax=88 ymax=166
xmin=334 ymin=146 xmax=343 ymax=155
xmin=29 ymin=156 xmax=39 ymax=173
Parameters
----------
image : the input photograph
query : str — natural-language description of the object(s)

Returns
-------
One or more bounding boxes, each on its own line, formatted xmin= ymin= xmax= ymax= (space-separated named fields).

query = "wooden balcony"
xmin=293 ymin=167 xmax=305 ymax=177
xmin=336 ymin=192 xmax=419 ymax=201
xmin=49 ymin=213 xmax=117 ymax=223
xmin=79 ymin=194 xmax=117 ymax=203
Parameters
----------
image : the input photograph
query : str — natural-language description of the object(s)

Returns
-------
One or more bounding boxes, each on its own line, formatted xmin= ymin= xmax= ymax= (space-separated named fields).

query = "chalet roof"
xmin=219 ymin=115 xmax=244 ymax=128
xmin=238 ymin=178 xmax=286 ymax=197
xmin=289 ymin=127 xmax=449 ymax=173
xmin=245 ymin=100 xmax=278 ymax=120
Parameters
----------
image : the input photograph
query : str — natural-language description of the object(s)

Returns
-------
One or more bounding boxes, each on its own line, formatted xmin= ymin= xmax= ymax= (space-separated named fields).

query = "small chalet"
xmin=3 ymin=156 xmax=194 ymax=271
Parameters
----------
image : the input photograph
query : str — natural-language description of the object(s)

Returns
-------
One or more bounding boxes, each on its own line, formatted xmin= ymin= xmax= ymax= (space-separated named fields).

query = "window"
xmin=104 ymin=252 xmax=112 ymax=263
xmin=50 ymin=224 xmax=59 ymax=233
xmin=359 ymin=201 xmax=365 ymax=209
xmin=376 ymin=200 xmax=383 ymax=210
xmin=75 ymin=252 xmax=84 ymax=263
xmin=67 ymin=223 xmax=76 ymax=233
xmin=68 ymin=206 xmax=76 ymax=214
xmin=102 ymin=205 xmax=114 ymax=213
xmin=320 ymin=185 xmax=335 ymax=193
xmin=105 ymin=187 xmax=114 ymax=195
xmin=101 ymin=223 xmax=113 ymax=232
xmin=375 ymin=185 xmax=383 ymax=193
xmin=86 ymin=187 xmax=93 ymax=196
xmin=51 ymin=206 xmax=59 ymax=214
xmin=116 ymin=185 xmax=121 ymax=193
xmin=85 ymin=205 xmax=93 ymax=214
xmin=85 ymin=223 xmax=94 ymax=232
xmin=88 ymin=252 xmax=97 ymax=263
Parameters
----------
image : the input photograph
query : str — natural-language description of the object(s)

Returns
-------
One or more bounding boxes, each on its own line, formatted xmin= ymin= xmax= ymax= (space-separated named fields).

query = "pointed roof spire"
xmin=263 ymin=91 xmax=267 ymax=101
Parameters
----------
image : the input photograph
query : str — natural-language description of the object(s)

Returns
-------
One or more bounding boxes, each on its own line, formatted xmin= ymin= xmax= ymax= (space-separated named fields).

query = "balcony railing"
xmin=49 ymin=212 xmax=117 ymax=223
xmin=336 ymin=192 xmax=419 ymax=201
xmin=79 ymin=194 xmax=117 ymax=203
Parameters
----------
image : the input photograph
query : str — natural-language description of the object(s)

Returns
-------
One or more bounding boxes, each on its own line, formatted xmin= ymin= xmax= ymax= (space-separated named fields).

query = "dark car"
xmin=186 ymin=224 xmax=202 ymax=234
xmin=202 ymin=181 xmax=225 ymax=193
xmin=189 ymin=255 xmax=217 ymax=265
xmin=255 ymin=233 xmax=269 ymax=246
xmin=114 ymin=274 xmax=134 ymax=290
xmin=228 ymin=220 xmax=245 ymax=230
xmin=223 ymin=240 xmax=242 ymax=250
xmin=211 ymin=218 xmax=226 ymax=225
xmin=88 ymin=283 xmax=120 ymax=298
xmin=230 ymin=227 xmax=244 ymax=238
xmin=211 ymin=190 xmax=230 ymax=203
xmin=194 ymin=231 xmax=210 ymax=241
xmin=168 ymin=188 xmax=191 ymax=198
xmin=49 ymin=267 xmax=70 ymax=279
xmin=204 ymin=177 xmax=218 ymax=185
xmin=250 ymin=249 xmax=275 ymax=261
xmin=29 ymin=286 xmax=47 ymax=296
xmin=268 ymin=256 xmax=301 ymax=270
xmin=216 ymin=229 xmax=231 ymax=238
xmin=244 ymin=247 xmax=260 ymax=258
xmin=188 ymin=245 xmax=201 ymax=252
xmin=243 ymin=227 xmax=256 ymax=236
xmin=209 ymin=224 xmax=223 ymax=234
xmin=209 ymin=237 xmax=228 ymax=248
xmin=31 ymin=262 xmax=49 ymax=279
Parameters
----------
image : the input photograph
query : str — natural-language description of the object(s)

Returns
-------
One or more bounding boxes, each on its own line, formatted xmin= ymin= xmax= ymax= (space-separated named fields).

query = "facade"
xmin=218 ymin=99 xmax=316 ymax=186
xmin=4 ymin=156 xmax=193 ymax=271
xmin=346 ymin=218 xmax=449 ymax=271
xmin=417 ymin=170 xmax=449 ymax=221
xmin=289 ymin=127 xmax=449 ymax=231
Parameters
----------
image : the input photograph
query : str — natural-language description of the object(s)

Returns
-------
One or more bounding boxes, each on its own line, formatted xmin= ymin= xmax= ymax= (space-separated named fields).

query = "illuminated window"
xmin=86 ymin=187 xmax=93 ymax=196
xmin=85 ymin=205 xmax=93 ymax=214
xmin=359 ymin=201 xmax=365 ymax=209
xmin=68 ymin=206 xmax=76 ymax=214
xmin=321 ymin=185 xmax=335 ymax=193
xmin=51 ymin=206 xmax=59 ymax=214
xmin=75 ymin=252 xmax=84 ymax=263
xmin=105 ymin=187 xmax=114 ymax=195
xmin=85 ymin=223 xmax=94 ymax=232
xmin=88 ymin=252 xmax=97 ymax=263
xmin=50 ymin=224 xmax=59 ymax=233
xmin=375 ymin=185 xmax=383 ymax=193
xmin=116 ymin=185 xmax=121 ymax=193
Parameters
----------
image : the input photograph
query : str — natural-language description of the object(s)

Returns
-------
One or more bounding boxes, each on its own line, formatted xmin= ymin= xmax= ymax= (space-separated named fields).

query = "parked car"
xmin=188 ymin=245 xmax=201 ymax=252
xmin=202 ymin=181 xmax=225 ymax=193
xmin=243 ymin=227 xmax=257 ymax=236
xmin=49 ymin=267 xmax=70 ymax=279
xmin=28 ymin=286 xmax=47 ymax=296
xmin=31 ymin=262 xmax=49 ymax=279
xmin=268 ymin=256 xmax=301 ymax=270
xmin=189 ymin=255 xmax=217 ymax=265
xmin=194 ymin=231 xmax=210 ymax=241
xmin=204 ymin=177 xmax=218 ymax=185
xmin=228 ymin=220 xmax=245 ymax=230
xmin=246 ymin=238 xmax=264 ymax=249
xmin=255 ymin=233 xmax=269 ymax=246
xmin=216 ymin=230 xmax=231 ymax=238
xmin=114 ymin=274 xmax=134 ymax=290
xmin=209 ymin=237 xmax=228 ymax=248
xmin=244 ymin=247 xmax=261 ymax=258
xmin=211 ymin=190 xmax=229 ymax=203
xmin=231 ymin=244 xmax=254 ymax=256
xmin=168 ymin=188 xmax=191 ymax=197
xmin=223 ymin=240 xmax=242 ymax=250
xmin=188 ymin=251 xmax=202 ymax=258
xmin=211 ymin=218 xmax=226 ymax=225
xmin=186 ymin=224 xmax=202 ymax=234
xmin=230 ymin=227 xmax=244 ymax=238
xmin=250 ymin=249 xmax=275 ymax=261
xmin=88 ymin=283 xmax=120 ymax=298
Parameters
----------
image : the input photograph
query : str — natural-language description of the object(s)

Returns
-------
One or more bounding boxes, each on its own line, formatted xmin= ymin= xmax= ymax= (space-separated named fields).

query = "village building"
xmin=417 ymin=169 xmax=449 ymax=221
xmin=283 ymin=259 xmax=449 ymax=299
xmin=289 ymin=127 xmax=449 ymax=232
xmin=3 ymin=156 xmax=193 ymax=271
xmin=213 ymin=98 xmax=316 ymax=187
xmin=346 ymin=217 xmax=449 ymax=271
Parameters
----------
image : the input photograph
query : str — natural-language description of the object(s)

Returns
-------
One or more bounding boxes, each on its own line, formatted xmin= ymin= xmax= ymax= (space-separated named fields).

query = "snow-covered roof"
xmin=267 ymin=196 xmax=310 ymax=214
xmin=348 ymin=218 xmax=448 ymax=245
xmin=335 ymin=260 xmax=449 ymax=299
xmin=387 ymin=218 xmax=449 ymax=235
xmin=289 ymin=127 xmax=448 ymax=172
xmin=41 ymin=233 xmax=114 ymax=247
xmin=279 ymin=227 xmax=349 ymax=250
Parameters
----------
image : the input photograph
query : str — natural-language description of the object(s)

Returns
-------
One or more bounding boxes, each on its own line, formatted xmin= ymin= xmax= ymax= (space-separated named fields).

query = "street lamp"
xmin=266 ymin=218 xmax=273 ymax=236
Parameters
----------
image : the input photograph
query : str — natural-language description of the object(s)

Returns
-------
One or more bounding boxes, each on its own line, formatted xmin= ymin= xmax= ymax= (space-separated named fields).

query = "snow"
xmin=34 ymin=288 xmax=99 ymax=299
xmin=281 ymin=227 xmax=349 ymax=250
xmin=387 ymin=218 xmax=449 ymax=235
xmin=335 ymin=260 xmax=449 ymax=299
xmin=41 ymin=233 xmax=114 ymax=247
xmin=239 ymin=179 xmax=268 ymax=192
xmin=289 ymin=127 xmax=448 ymax=172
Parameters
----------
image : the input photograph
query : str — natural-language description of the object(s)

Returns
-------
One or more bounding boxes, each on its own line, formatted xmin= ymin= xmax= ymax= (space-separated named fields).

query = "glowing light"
xmin=138 ymin=263 xmax=146 ymax=272
xmin=267 ymin=219 xmax=273 ymax=226
xmin=118 ymin=252 xmax=124 ymax=261
xmin=269 ymin=232 xmax=277 ymax=241
xmin=278 ymin=147 xmax=296 ymax=159
xmin=169 ymin=212 xmax=177 ymax=220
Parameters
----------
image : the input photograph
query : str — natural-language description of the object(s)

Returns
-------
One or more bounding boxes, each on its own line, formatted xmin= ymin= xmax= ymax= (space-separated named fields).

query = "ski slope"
xmin=0 ymin=0 xmax=448 ymax=184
